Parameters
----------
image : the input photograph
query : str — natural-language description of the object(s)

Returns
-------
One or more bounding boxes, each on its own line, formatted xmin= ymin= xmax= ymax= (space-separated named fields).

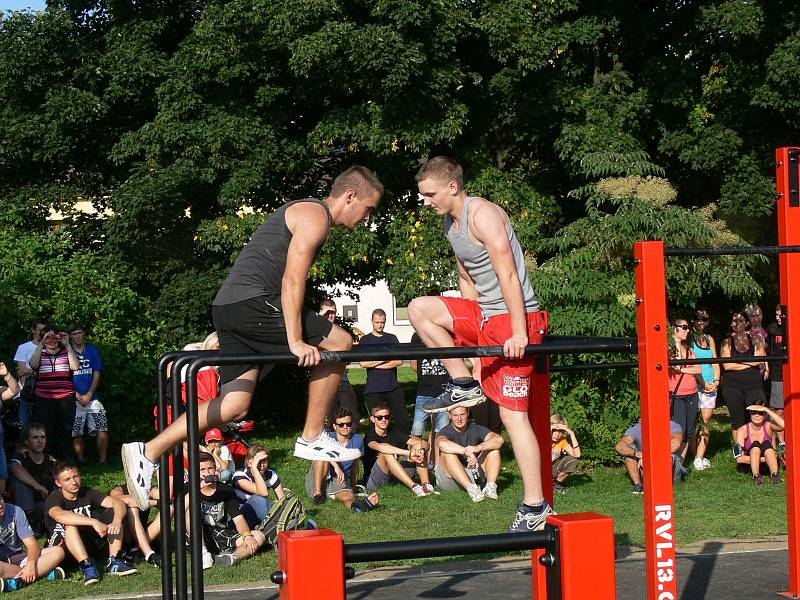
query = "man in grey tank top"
xmin=121 ymin=167 xmax=384 ymax=513
xmin=409 ymin=156 xmax=554 ymax=533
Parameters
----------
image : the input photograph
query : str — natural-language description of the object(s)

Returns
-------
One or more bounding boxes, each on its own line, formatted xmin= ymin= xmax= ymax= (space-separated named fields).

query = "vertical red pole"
xmin=548 ymin=513 xmax=617 ymax=600
xmin=776 ymin=147 xmax=800 ymax=598
xmin=530 ymin=311 xmax=552 ymax=599
xmin=277 ymin=529 xmax=346 ymax=600
xmin=634 ymin=241 xmax=679 ymax=600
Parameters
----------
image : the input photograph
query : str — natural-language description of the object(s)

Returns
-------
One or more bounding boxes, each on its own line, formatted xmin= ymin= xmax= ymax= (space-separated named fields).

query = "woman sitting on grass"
xmin=734 ymin=404 xmax=784 ymax=484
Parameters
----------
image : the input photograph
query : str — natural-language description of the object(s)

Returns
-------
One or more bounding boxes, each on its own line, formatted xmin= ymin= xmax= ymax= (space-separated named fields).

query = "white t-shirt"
xmin=13 ymin=341 xmax=36 ymax=369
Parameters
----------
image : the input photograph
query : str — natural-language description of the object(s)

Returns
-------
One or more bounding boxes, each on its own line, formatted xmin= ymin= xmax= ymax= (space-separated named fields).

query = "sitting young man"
xmin=615 ymin=419 xmax=684 ymax=494
xmin=0 ymin=496 xmax=65 ymax=592
xmin=363 ymin=403 xmax=434 ymax=497
xmin=45 ymin=461 xmax=136 ymax=584
xmin=191 ymin=451 xmax=266 ymax=568
xmin=231 ymin=445 xmax=284 ymax=529
xmin=305 ymin=407 xmax=378 ymax=512
xmin=436 ymin=406 xmax=504 ymax=502
xmin=9 ymin=423 xmax=56 ymax=536
xmin=109 ymin=484 xmax=162 ymax=568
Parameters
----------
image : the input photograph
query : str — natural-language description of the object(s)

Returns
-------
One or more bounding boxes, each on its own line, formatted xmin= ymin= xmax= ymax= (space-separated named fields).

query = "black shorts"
xmin=212 ymin=295 xmax=333 ymax=384
xmin=203 ymin=526 xmax=241 ymax=554
xmin=48 ymin=507 xmax=114 ymax=563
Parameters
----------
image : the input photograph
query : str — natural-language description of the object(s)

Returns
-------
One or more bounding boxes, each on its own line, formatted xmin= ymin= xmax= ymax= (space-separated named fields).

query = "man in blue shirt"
xmin=68 ymin=325 xmax=108 ymax=465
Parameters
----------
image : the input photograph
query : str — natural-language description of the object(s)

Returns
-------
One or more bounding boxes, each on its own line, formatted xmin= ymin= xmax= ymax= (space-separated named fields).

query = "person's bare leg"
xmin=233 ymin=530 xmax=266 ymax=560
xmin=35 ymin=546 xmax=66 ymax=575
xmin=482 ymin=449 xmax=502 ymax=482
xmin=336 ymin=489 xmax=356 ymax=509
xmin=765 ymin=449 xmax=779 ymax=474
xmin=97 ymin=431 xmax=109 ymax=464
xmin=777 ymin=409 xmax=785 ymax=445
xmin=312 ymin=460 xmax=328 ymax=496
xmin=73 ymin=437 xmax=85 ymax=462
xmin=302 ymin=326 xmax=351 ymax=441
xmin=624 ymin=458 xmax=641 ymax=485
xmin=440 ymin=453 xmax=473 ymax=490
xmin=142 ymin=370 xmax=258 ymax=463
xmin=408 ymin=297 xmax=471 ymax=379
xmin=126 ymin=507 xmax=154 ymax=556
xmin=500 ymin=406 xmax=544 ymax=505
xmin=64 ymin=526 xmax=90 ymax=563
xmin=694 ymin=408 xmax=713 ymax=460
xmin=749 ymin=447 xmax=762 ymax=476
xmin=108 ymin=529 xmax=124 ymax=556
xmin=378 ymin=455 xmax=417 ymax=489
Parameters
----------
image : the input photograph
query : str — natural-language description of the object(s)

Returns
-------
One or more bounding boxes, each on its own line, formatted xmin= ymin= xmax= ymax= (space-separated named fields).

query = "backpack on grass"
xmin=256 ymin=489 xmax=308 ymax=548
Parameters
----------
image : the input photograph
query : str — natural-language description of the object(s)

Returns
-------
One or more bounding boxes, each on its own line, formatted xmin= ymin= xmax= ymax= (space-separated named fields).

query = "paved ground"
xmin=105 ymin=537 xmax=795 ymax=600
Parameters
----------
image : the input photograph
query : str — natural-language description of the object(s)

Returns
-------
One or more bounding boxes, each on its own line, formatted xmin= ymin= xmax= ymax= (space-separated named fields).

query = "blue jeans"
xmin=240 ymin=495 xmax=271 ymax=529
xmin=411 ymin=395 xmax=450 ymax=436
xmin=18 ymin=399 xmax=31 ymax=429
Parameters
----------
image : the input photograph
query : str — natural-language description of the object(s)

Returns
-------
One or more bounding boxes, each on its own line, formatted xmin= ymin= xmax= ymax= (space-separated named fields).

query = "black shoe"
xmin=145 ymin=551 xmax=162 ymax=569
xmin=312 ymin=494 xmax=326 ymax=505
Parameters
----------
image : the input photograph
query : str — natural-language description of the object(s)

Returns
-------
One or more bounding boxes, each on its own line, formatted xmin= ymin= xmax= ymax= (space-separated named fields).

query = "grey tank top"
xmin=444 ymin=196 xmax=539 ymax=317
xmin=214 ymin=198 xmax=330 ymax=306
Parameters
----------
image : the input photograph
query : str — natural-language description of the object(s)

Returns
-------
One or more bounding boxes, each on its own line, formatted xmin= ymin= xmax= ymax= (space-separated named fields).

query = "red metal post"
xmin=277 ymin=529 xmax=346 ymax=600
xmin=548 ymin=513 xmax=617 ymax=600
xmin=634 ymin=241 xmax=679 ymax=600
xmin=530 ymin=311 xmax=552 ymax=599
xmin=776 ymin=147 xmax=800 ymax=598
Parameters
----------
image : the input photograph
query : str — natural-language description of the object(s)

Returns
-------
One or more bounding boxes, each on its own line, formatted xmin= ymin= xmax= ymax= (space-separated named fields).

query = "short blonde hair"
xmin=330 ymin=166 xmax=384 ymax=199
xmin=415 ymin=156 xmax=463 ymax=188
xmin=550 ymin=414 xmax=568 ymax=428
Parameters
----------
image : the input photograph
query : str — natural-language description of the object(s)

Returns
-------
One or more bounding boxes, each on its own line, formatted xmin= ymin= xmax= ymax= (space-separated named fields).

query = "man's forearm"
xmin=281 ymin=275 xmax=307 ymax=344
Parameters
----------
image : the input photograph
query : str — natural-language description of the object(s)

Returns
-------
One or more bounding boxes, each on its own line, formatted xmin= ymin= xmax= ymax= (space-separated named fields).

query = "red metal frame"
xmin=776 ymin=147 xmax=800 ymax=598
xmin=634 ymin=241 xmax=679 ymax=600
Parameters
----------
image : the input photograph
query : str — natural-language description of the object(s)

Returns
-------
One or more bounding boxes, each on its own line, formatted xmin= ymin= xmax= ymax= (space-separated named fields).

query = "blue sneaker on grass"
xmin=107 ymin=555 xmax=138 ymax=576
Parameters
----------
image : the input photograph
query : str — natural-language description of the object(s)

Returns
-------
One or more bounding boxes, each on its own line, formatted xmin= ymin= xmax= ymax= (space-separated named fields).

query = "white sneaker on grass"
xmin=294 ymin=434 xmax=362 ymax=462
xmin=411 ymin=484 xmax=427 ymax=497
xmin=201 ymin=546 xmax=213 ymax=570
xmin=482 ymin=482 xmax=498 ymax=500
xmin=467 ymin=484 xmax=485 ymax=503
xmin=122 ymin=442 xmax=156 ymax=512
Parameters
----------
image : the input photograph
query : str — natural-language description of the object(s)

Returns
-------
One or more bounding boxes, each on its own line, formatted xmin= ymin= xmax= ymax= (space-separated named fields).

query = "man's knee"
xmin=322 ymin=325 xmax=353 ymax=352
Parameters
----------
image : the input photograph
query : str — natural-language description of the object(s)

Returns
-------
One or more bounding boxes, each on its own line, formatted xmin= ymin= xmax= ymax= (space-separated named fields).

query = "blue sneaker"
xmin=423 ymin=381 xmax=486 ymax=414
xmin=46 ymin=567 xmax=65 ymax=581
xmin=80 ymin=561 xmax=101 ymax=586
xmin=107 ymin=555 xmax=138 ymax=576
xmin=0 ymin=577 xmax=23 ymax=592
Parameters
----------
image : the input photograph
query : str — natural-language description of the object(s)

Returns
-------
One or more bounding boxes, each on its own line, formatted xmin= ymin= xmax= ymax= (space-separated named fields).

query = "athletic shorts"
xmin=72 ymin=402 xmax=108 ymax=437
xmin=434 ymin=461 xmax=479 ymax=492
xmin=440 ymin=297 xmax=547 ymax=411
xmin=4 ymin=552 xmax=28 ymax=567
xmin=304 ymin=467 xmax=351 ymax=499
xmin=48 ymin=507 xmax=114 ymax=561
xmin=365 ymin=461 xmax=417 ymax=489
xmin=212 ymin=294 xmax=333 ymax=384
xmin=770 ymin=382 xmax=784 ymax=410
xmin=697 ymin=391 xmax=717 ymax=410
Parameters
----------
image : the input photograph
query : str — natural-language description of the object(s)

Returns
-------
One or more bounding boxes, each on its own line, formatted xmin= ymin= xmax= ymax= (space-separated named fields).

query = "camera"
xmin=204 ymin=475 xmax=219 ymax=484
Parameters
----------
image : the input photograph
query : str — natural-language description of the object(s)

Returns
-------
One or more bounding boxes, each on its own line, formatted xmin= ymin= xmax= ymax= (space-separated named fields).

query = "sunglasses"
xmin=334 ymin=421 xmax=353 ymax=428
xmin=674 ymin=324 xmax=690 ymax=331
xmin=373 ymin=415 xmax=390 ymax=421
xmin=694 ymin=316 xmax=709 ymax=322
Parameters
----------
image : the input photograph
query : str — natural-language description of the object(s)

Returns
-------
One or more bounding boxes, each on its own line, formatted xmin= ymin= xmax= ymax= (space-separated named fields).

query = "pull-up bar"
xmin=663 ymin=245 xmax=800 ymax=256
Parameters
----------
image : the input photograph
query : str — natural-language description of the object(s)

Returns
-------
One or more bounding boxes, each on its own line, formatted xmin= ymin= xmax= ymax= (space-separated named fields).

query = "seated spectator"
xmin=615 ymin=420 xmax=683 ymax=494
xmin=0 ymin=496 xmax=65 ymax=592
xmin=203 ymin=428 xmax=234 ymax=482
xmin=734 ymin=404 xmax=784 ymax=484
xmin=0 ymin=363 xmax=20 ymax=497
xmin=45 ymin=460 xmax=136 ymax=584
xmin=9 ymin=423 xmax=56 ymax=537
xmin=68 ymin=324 xmax=109 ymax=465
xmin=363 ymin=403 xmax=434 ymax=497
xmin=305 ymin=408 xmax=379 ymax=512
xmin=436 ymin=406 xmax=503 ymax=502
xmin=109 ymin=484 xmax=162 ymax=568
xmin=189 ymin=452 xmax=266 ymax=568
xmin=410 ymin=331 xmax=451 ymax=467
xmin=550 ymin=415 xmax=581 ymax=494
xmin=232 ymin=445 xmax=285 ymax=529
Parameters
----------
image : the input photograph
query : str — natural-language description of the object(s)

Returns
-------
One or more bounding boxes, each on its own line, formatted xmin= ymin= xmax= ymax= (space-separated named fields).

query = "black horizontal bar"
xmin=344 ymin=530 xmax=552 ymax=563
xmin=551 ymin=361 xmax=639 ymax=372
xmin=664 ymin=245 xmax=800 ymax=256
xmin=670 ymin=355 xmax=787 ymax=366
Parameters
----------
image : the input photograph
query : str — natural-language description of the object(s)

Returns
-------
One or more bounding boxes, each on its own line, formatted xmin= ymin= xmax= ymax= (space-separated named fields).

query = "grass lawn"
xmin=12 ymin=367 xmax=789 ymax=598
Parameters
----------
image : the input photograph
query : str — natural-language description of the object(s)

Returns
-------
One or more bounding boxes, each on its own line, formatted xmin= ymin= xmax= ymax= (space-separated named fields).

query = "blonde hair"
xmin=550 ymin=414 xmax=568 ymax=428
xmin=182 ymin=332 xmax=219 ymax=352
xmin=415 ymin=156 xmax=464 ymax=187
xmin=330 ymin=166 xmax=384 ymax=199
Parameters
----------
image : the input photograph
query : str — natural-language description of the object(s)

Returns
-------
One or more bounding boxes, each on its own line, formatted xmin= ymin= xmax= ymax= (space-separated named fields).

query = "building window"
xmin=393 ymin=298 xmax=410 ymax=325
xmin=343 ymin=305 xmax=358 ymax=321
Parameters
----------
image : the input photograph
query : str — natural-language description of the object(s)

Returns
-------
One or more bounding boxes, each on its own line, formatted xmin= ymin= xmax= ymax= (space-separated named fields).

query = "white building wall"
xmin=325 ymin=280 xmax=416 ymax=342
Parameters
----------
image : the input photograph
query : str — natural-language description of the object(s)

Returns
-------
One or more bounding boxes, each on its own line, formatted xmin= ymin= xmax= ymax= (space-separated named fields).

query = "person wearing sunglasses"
xmin=304 ymin=408 xmax=378 ymax=512
xmin=668 ymin=318 xmax=703 ymax=471
xmin=720 ymin=311 xmax=767 ymax=438
xmin=690 ymin=309 xmax=720 ymax=471
xmin=733 ymin=405 xmax=784 ymax=484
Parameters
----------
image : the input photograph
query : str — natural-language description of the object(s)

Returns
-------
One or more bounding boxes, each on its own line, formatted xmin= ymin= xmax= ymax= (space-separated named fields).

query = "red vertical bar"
xmin=278 ymin=529 xmax=345 ymax=600
xmin=776 ymin=147 xmax=800 ymax=598
xmin=549 ymin=513 xmax=617 ymax=600
xmin=634 ymin=241 xmax=679 ymax=600
xmin=530 ymin=311 xmax=551 ymax=599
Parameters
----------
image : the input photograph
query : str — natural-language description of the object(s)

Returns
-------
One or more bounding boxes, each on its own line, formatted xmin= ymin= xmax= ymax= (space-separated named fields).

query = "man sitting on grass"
xmin=190 ymin=451 xmax=266 ymax=568
xmin=9 ymin=423 xmax=56 ymax=537
xmin=363 ymin=403 xmax=435 ymax=497
xmin=305 ymin=407 xmax=379 ymax=512
xmin=436 ymin=406 xmax=503 ymax=502
xmin=232 ymin=445 xmax=284 ymax=529
xmin=0 ymin=496 xmax=65 ymax=592
xmin=45 ymin=461 xmax=136 ymax=585
xmin=615 ymin=419 xmax=683 ymax=494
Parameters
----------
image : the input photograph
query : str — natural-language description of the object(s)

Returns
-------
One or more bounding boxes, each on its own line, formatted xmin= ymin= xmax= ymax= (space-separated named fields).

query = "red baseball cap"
xmin=205 ymin=428 xmax=223 ymax=443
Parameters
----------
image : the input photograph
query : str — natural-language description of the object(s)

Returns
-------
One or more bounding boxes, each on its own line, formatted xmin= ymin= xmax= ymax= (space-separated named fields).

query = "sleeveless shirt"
xmin=721 ymin=334 xmax=762 ymax=390
xmin=691 ymin=335 xmax=715 ymax=383
xmin=444 ymin=196 xmax=538 ymax=317
xmin=214 ymin=199 xmax=330 ymax=306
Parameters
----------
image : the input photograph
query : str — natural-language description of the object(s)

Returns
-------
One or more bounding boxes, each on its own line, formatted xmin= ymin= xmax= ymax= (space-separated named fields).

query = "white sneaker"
xmin=467 ymin=484 xmax=485 ymax=503
xmin=411 ymin=484 xmax=427 ymax=497
xmin=693 ymin=457 xmax=707 ymax=471
xmin=201 ymin=546 xmax=213 ymax=571
xmin=122 ymin=442 xmax=156 ymax=511
xmin=702 ymin=458 xmax=711 ymax=468
xmin=482 ymin=482 xmax=498 ymax=500
xmin=294 ymin=434 xmax=362 ymax=462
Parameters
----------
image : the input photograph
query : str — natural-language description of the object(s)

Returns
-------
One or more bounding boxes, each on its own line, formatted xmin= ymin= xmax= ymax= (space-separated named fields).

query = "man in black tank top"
xmin=121 ymin=167 xmax=384 ymax=512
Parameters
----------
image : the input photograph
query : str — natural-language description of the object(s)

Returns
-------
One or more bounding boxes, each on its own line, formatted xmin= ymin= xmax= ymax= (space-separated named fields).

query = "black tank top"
xmin=721 ymin=334 xmax=762 ymax=390
xmin=213 ymin=199 xmax=330 ymax=306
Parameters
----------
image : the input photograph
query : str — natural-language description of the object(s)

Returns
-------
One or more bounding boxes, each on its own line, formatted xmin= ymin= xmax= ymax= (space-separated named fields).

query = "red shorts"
xmin=440 ymin=297 xmax=547 ymax=412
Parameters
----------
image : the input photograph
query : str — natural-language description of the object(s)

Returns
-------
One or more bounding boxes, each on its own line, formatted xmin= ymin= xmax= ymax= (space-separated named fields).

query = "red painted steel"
xmin=634 ymin=241 xmax=679 ymax=600
xmin=548 ymin=513 xmax=617 ymax=600
xmin=277 ymin=529 xmax=346 ymax=600
xmin=776 ymin=147 xmax=800 ymax=598
xmin=530 ymin=311 xmax=552 ymax=599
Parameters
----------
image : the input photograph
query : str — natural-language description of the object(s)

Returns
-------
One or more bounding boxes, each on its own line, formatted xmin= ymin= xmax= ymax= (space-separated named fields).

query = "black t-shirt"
xmin=438 ymin=423 xmax=491 ymax=467
xmin=363 ymin=425 xmax=411 ymax=481
xmin=767 ymin=322 xmax=785 ymax=382
xmin=410 ymin=333 xmax=449 ymax=397
xmin=44 ymin=486 xmax=108 ymax=534
xmin=360 ymin=332 xmax=400 ymax=394
xmin=10 ymin=451 xmax=56 ymax=493
xmin=200 ymin=484 xmax=242 ymax=531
